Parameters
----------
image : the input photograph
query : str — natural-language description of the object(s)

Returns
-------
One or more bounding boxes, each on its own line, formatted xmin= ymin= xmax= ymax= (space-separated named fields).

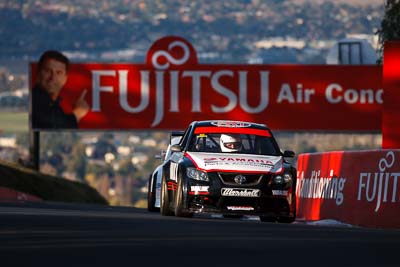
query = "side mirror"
xmin=170 ymin=144 xmax=182 ymax=152
xmin=283 ymin=150 xmax=295 ymax=158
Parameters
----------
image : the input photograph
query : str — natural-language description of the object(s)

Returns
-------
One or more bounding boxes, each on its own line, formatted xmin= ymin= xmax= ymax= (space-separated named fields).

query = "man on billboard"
xmin=31 ymin=50 xmax=88 ymax=129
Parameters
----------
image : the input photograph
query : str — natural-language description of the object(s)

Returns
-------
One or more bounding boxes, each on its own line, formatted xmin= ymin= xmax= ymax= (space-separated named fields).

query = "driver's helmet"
xmin=220 ymin=134 xmax=242 ymax=152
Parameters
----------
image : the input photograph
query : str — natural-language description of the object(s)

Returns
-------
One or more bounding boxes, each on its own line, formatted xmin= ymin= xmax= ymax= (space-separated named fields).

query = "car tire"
xmin=160 ymin=175 xmax=173 ymax=216
xmin=147 ymin=174 xmax=159 ymax=212
xmin=277 ymin=216 xmax=295 ymax=223
xmin=174 ymin=175 xmax=193 ymax=218
xmin=278 ymin=191 xmax=296 ymax=223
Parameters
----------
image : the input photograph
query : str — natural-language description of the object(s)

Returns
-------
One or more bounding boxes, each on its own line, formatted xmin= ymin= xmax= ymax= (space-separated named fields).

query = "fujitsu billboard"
xmin=30 ymin=36 xmax=382 ymax=131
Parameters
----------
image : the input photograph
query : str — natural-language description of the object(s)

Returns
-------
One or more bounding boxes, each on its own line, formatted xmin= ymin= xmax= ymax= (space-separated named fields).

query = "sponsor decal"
xmin=204 ymin=157 xmax=273 ymax=166
xmin=227 ymin=206 xmax=254 ymax=211
xmin=221 ymin=188 xmax=261 ymax=197
xmin=187 ymin=152 xmax=282 ymax=173
xmin=357 ymin=151 xmax=400 ymax=212
xmin=272 ymin=190 xmax=288 ymax=196
xmin=155 ymin=183 xmax=161 ymax=207
xmin=194 ymin=127 xmax=271 ymax=137
xmin=190 ymin=186 xmax=209 ymax=192
xmin=170 ymin=162 xmax=179 ymax=182
xmin=210 ymin=121 xmax=251 ymax=128
xmin=189 ymin=186 xmax=210 ymax=195
xmin=296 ymin=170 xmax=346 ymax=206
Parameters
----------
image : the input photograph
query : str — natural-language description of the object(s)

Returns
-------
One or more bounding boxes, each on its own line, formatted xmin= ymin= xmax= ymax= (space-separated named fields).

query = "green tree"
xmin=116 ymin=158 xmax=137 ymax=177
xmin=377 ymin=0 xmax=400 ymax=63
xmin=91 ymin=133 xmax=116 ymax=160
xmin=39 ymin=132 xmax=79 ymax=175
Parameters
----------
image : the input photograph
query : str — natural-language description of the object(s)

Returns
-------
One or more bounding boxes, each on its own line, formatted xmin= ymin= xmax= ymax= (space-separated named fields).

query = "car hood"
xmin=186 ymin=152 xmax=283 ymax=173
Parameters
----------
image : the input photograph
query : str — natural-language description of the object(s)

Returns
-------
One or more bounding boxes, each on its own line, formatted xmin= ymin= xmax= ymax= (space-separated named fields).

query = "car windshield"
xmin=188 ymin=132 xmax=280 ymax=156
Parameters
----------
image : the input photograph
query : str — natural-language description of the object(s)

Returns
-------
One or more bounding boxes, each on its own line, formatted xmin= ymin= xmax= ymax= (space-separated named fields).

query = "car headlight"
xmin=273 ymin=173 xmax=292 ymax=184
xmin=187 ymin=167 xmax=209 ymax=181
xmin=273 ymin=175 xmax=283 ymax=184
xmin=283 ymin=173 xmax=292 ymax=183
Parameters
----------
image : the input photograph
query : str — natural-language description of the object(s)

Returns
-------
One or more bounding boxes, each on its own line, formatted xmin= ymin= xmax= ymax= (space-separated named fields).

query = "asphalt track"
xmin=0 ymin=202 xmax=399 ymax=267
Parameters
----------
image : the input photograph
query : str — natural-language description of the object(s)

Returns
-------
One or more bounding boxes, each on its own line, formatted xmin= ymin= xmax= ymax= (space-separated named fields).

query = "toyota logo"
xmin=234 ymin=175 xmax=247 ymax=184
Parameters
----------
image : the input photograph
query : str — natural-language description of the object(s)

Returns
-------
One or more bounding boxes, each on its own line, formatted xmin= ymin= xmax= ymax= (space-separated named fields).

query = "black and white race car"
xmin=147 ymin=131 xmax=183 ymax=211
xmin=151 ymin=120 xmax=297 ymax=223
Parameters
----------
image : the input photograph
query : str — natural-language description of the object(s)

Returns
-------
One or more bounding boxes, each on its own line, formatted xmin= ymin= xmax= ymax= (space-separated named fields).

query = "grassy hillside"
xmin=0 ymin=112 xmax=28 ymax=133
xmin=0 ymin=159 xmax=108 ymax=205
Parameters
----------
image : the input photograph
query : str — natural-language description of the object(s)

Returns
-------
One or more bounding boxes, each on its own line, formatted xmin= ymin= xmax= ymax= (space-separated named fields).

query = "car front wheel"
xmin=160 ymin=175 xmax=173 ymax=216
xmin=174 ymin=174 xmax=192 ymax=218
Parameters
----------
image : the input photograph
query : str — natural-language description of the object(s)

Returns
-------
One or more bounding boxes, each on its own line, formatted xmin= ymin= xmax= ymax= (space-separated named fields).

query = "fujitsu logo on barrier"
xmin=91 ymin=40 xmax=270 ymax=127
xmin=358 ymin=151 xmax=400 ymax=212
xmin=296 ymin=170 xmax=346 ymax=206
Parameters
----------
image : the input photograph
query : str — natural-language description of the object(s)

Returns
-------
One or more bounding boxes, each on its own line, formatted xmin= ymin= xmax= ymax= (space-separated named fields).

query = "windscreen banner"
xmin=296 ymin=150 xmax=400 ymax=228
xmin=382 ymin=41 xmax=400 ymax=149
xmin=30 ymin=36 xmax=382 ymax=131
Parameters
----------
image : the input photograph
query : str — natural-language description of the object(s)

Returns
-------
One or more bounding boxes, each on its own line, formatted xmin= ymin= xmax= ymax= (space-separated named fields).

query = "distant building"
xmin=326 ymin=38 xmax=377 ymax=65
xmin=143 ymin=138 xmax=157 ymax=147
xmin=0 ymin=136 xmax=16 ymax=148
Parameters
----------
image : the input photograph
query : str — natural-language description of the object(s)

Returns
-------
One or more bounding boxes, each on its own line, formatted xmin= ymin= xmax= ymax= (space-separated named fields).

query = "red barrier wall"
xmin=382 ymin=41 xmax=400 ymax=149
xmin=296 ymin=150 xmax=400 ymax=229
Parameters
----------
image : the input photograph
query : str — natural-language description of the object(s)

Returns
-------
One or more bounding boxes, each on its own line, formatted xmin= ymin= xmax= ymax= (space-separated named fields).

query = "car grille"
xmin=217 ymin=173 xmax=263 ymax=186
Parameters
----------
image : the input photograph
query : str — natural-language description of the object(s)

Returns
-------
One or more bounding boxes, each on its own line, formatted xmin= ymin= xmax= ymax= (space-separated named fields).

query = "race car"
xmin=147 ymin=131 xmax=183 ymax=211
xmin=157 ymin=120 xmax=297 ymax=223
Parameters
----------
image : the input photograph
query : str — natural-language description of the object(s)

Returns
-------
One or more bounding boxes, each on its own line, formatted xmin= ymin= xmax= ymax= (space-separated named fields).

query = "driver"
xmin=220 ymin=134 xmax=242 ymax=152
